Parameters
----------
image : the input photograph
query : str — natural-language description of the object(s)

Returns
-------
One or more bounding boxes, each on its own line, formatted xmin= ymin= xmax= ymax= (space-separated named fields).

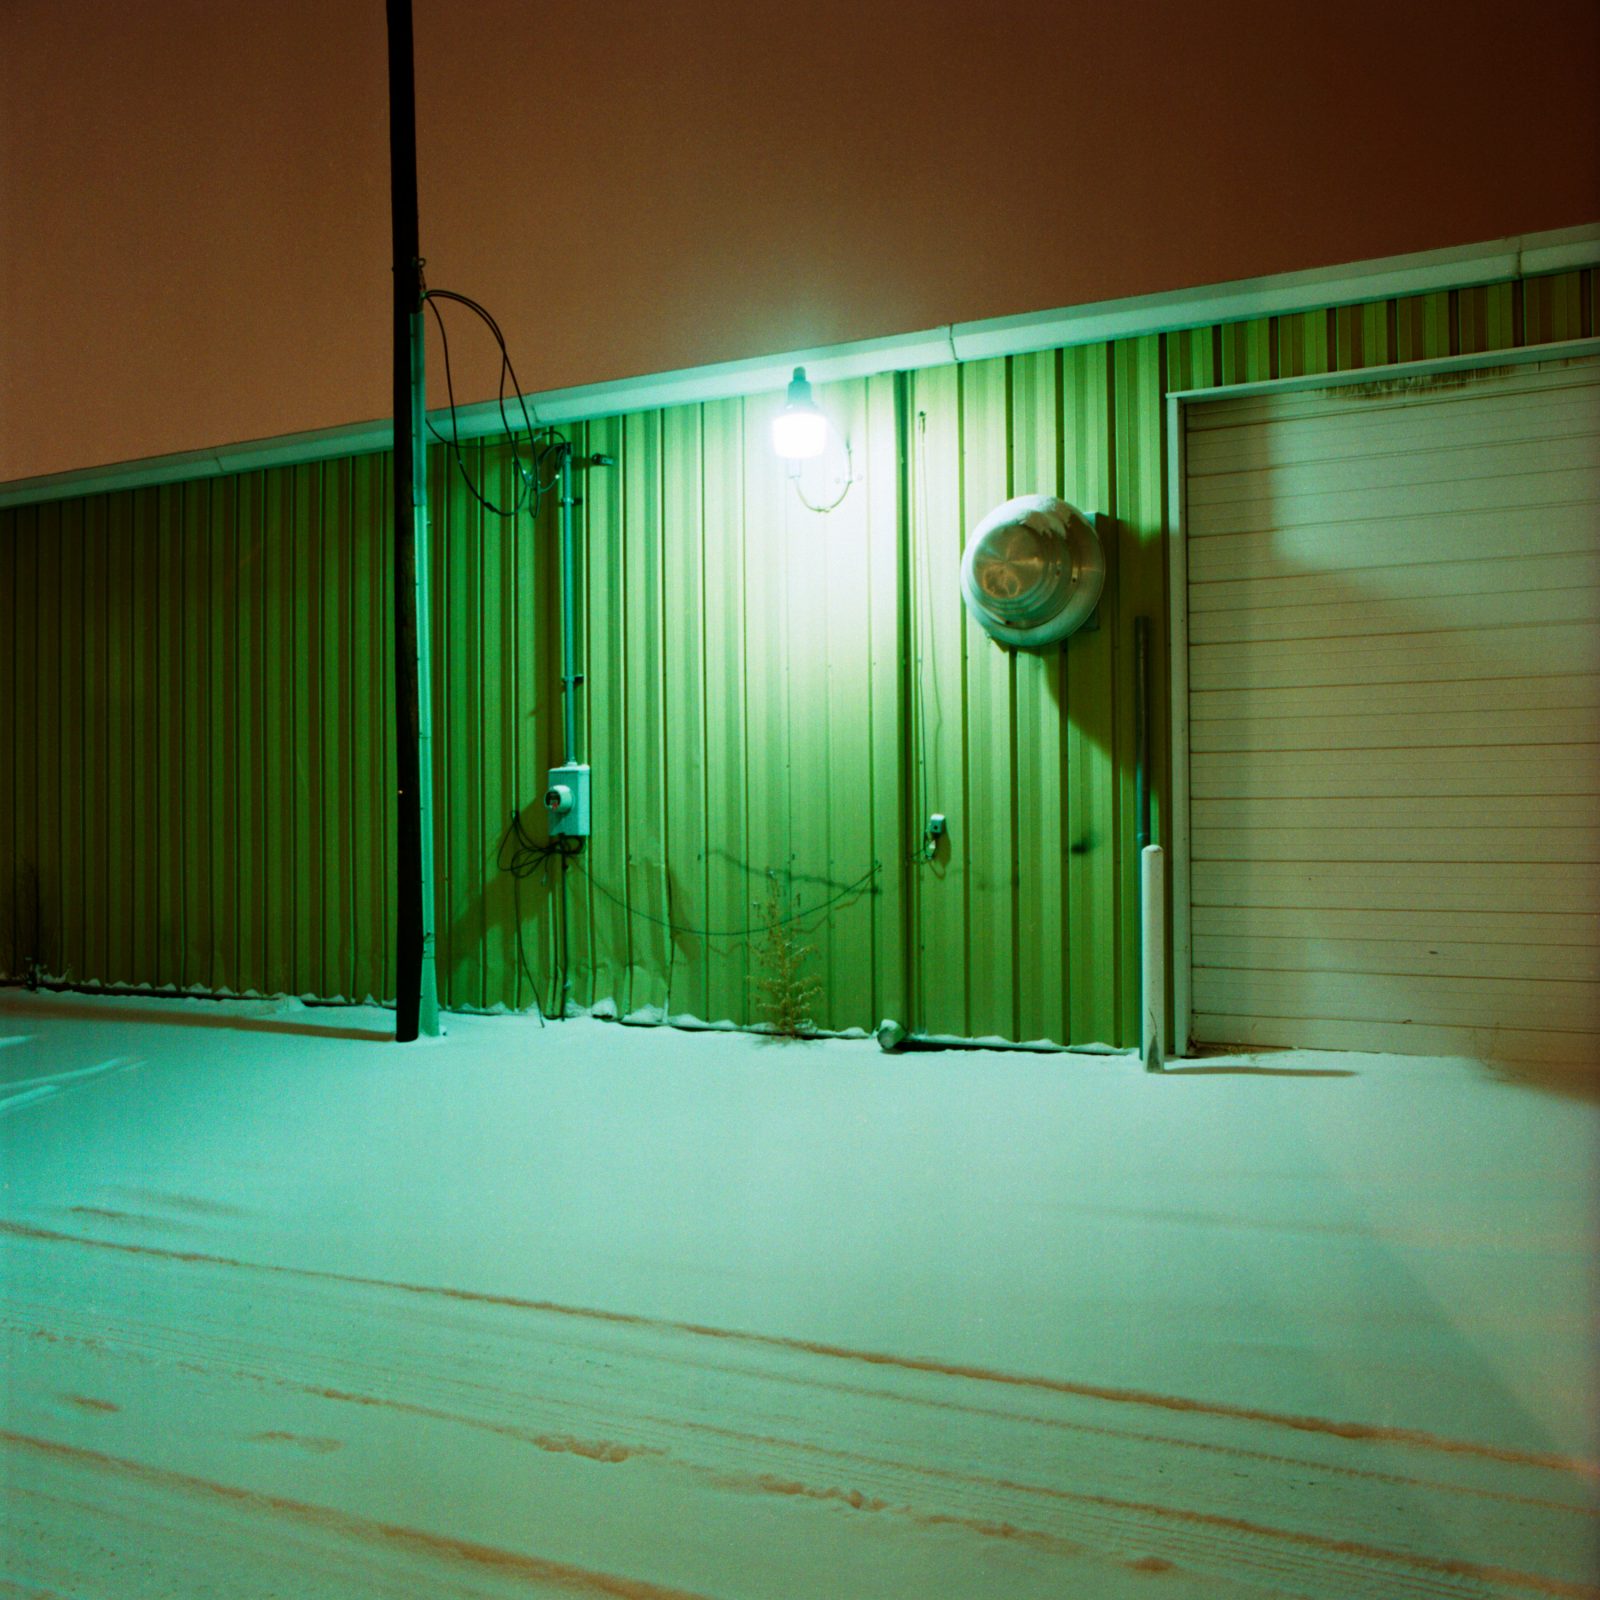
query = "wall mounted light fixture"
xmin=771 ymin=367 xmax=828 ymax=460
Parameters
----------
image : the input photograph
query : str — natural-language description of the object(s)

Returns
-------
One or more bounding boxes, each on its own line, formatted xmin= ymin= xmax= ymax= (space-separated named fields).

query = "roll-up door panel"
xmin=1186 ymin=357 xmax=1600 ymax=1059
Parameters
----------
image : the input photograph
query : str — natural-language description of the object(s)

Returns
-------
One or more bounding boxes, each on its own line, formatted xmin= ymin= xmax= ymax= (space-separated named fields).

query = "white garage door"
xmin=1186 ymin=354 xmax=1600 ymax=1064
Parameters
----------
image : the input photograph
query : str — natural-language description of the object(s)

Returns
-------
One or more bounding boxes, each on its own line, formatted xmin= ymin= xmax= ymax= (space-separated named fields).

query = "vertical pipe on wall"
xmin=893 ymin=371 xmax=919 ymax=1039
xmin=411 ymin=311 xmax=441 ymax=1035
xmin=1134 ymin=614 xmax=1151 ymax=854
xmin=385 ymin=0 xmax=439 ymax=1039
xmin=1135 ymin=614 xmax=1161 ymax=1067
xmin=559 ymin=445 xmax=579 ymax=766
xmin=1140 ymin=844 xmax=1165 ymax=1070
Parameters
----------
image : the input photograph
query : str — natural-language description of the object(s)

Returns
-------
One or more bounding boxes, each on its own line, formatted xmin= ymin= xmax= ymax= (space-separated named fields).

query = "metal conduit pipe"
xmin=1133 ymin=615 xmax=1164 ymax=1070
xmin=558 ymin=445 xmax=579 ymax=768
xmin=1134 ymin=616 xmax=1151 ymax=854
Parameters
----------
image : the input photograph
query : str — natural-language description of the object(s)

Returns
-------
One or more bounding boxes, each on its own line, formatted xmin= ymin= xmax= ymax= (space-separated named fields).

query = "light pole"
xmin=386 ymin=0 xmax=440 ymax=1040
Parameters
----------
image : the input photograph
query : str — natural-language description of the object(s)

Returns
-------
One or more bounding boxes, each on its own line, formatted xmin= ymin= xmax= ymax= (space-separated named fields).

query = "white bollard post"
xmin=1141 ymin=844 xmax=1165 ymax=1071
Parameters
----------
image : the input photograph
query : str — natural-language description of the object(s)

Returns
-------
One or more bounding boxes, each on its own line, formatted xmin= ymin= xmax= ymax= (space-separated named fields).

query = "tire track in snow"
xmin=0 ymin=1429 xmax=718 ymax=1600
xmin=0 ymin=1057 xmax=139 ymax=1093
xmin=249 ymin=1431 xmax=344 ymax=1454
xmin=23 ymin=1290 xmax=1581 ymax=1550
xmin=292 ymin=1383 xmax=650 ymax=1466
xmin=23 ymin=1304 xmax=1588 ymax=1596
xmin=3 ymin=1216 xmax=1594 ymax=1481
xmin=115 ymin=1188 xmax=251 ymax=1219
xmin=59 ymin=1394 xmax=119 ymax=1414
xmin=110 ymin=1295 xmax=1588 ymax=1529
xmin=7 ymin=1273 xmax=1594 ymax=1599
xmin=644 ymin=1411 xmax=1600 ymax=1600
xmin=683 ymin=1354 xmax=1600 ymax=1520
xmin=6 ymin=1329 xmax=1491 ymax=1600
xmin=0 ymin=1057 xmax=141 ymax=1117
xmin=478 ymin=1312 xmax=1598 ymax=1521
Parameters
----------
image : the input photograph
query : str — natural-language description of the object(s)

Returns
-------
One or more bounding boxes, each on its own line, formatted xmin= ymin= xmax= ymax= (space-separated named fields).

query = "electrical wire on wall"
xmin=422 ymin=280 xmax=584 ymax=1018
xmin=422 ymin=279 xmax=570 ymax=519
xmin=429 ymin=286 xmax=886 ymax=1020
xmin=571 ymin=858 xmax=882 ymax=941
xmin=790 ymin=437 xmax=856 ymax=514
xmin=498 ymin=811 xmax=582 ymax=1020
xmin=499 ymin=805 xmax=882 ymax=1017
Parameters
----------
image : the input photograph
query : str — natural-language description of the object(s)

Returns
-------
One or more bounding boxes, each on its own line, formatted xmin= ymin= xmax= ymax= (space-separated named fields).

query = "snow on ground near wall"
xmin=1 ymin=991 xmax=1596 ymax=1599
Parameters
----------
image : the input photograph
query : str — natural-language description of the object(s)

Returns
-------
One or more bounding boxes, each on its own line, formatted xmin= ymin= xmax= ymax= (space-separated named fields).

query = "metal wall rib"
xmin=2 ymin=269 xmax=1593 ymax=1037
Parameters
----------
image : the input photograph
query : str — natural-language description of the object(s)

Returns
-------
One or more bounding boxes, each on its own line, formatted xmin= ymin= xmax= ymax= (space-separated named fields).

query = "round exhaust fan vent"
xmin=960 ymin=494 xmax=1105 ymax=648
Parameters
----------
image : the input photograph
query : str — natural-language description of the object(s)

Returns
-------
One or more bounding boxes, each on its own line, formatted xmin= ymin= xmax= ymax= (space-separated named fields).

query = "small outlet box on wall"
xmin=545 ymin=764 xmax=591 ymax=837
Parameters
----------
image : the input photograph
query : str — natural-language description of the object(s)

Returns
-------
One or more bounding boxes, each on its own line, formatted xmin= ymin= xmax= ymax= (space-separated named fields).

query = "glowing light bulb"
xmin=771 ymin=367 xmax=828 ymax=459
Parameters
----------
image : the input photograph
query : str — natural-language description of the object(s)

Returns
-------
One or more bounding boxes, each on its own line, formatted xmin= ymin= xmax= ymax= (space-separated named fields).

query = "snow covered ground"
xmin=2 ymin=991 xmax=1596 ymax=1599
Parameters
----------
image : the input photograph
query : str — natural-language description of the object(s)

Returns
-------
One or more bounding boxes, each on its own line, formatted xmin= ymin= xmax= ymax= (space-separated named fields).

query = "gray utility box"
xmin=545 ymin=763 xmax=591 ymax=838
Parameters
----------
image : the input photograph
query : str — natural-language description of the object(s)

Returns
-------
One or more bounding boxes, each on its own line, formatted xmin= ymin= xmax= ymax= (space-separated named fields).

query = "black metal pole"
xmin=387 ymin=0 xmax=423 ymax=1042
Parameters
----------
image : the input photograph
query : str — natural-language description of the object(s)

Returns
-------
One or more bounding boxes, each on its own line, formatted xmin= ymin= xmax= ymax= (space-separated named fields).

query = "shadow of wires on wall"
xmin=473 ymin=798 xmax=881 ymax=1032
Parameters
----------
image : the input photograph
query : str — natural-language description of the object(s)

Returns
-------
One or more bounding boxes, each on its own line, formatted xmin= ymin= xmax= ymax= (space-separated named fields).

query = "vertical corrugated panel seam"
xmin=1102 ymin=343 xmax=1123 ymax=1036
xmin=1003 ymin=360 xmax=1023 ymax=1042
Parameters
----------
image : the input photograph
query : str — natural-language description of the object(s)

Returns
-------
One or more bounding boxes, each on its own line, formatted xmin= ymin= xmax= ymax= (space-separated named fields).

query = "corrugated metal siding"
xmin=2 ymin=268 xmax=1593 ymax=1038
xmin=907 ymin=350 xmax=1126 ymax=1045
xmin=557 ymin=380 xmax=906 ymax=1032
xmin=0 ymin=459 xmax=398 ymax=1000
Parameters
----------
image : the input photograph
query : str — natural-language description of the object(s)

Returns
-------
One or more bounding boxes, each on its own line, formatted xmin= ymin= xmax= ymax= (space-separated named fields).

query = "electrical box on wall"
xmin=545 ymin=763 xmax=591 ymax=838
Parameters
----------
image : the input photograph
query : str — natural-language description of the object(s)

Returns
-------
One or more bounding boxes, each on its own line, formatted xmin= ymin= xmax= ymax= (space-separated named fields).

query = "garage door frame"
xmin=1162 ymin=332 xmax=1600 ymax=1055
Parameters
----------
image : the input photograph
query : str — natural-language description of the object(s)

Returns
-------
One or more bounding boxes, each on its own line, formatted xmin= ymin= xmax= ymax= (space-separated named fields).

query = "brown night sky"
xmin=3 ymin=0 xmax=1597 ymax=481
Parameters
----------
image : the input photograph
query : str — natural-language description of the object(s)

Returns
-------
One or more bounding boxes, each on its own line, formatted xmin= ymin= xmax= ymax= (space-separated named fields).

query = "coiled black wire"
xmin=423 ymin=284 xmax=566 ymax=519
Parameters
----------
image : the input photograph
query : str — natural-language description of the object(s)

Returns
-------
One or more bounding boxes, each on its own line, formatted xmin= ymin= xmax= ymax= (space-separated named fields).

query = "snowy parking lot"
xmin=2 ymin=992 xmax=1596 ymax=1598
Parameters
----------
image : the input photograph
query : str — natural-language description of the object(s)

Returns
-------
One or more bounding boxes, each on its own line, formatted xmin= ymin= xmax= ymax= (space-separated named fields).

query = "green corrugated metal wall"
xmin=1 ymin=461 xmax=399 ymax=1003
xmin=562 ymin=384 xmax=907 ymax=1034
xmin=3 ymin=269 xmax=1594 ymax=1041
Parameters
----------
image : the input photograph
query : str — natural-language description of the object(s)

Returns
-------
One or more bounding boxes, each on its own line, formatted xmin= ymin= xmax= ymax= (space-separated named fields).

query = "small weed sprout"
xmin=750 ymin=874 xmax=823 ymax=1037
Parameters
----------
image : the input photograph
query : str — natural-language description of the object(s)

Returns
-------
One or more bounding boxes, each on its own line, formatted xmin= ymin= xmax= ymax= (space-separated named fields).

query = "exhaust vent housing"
xmin=960 ymin=494 xmax=1105 ymax=648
